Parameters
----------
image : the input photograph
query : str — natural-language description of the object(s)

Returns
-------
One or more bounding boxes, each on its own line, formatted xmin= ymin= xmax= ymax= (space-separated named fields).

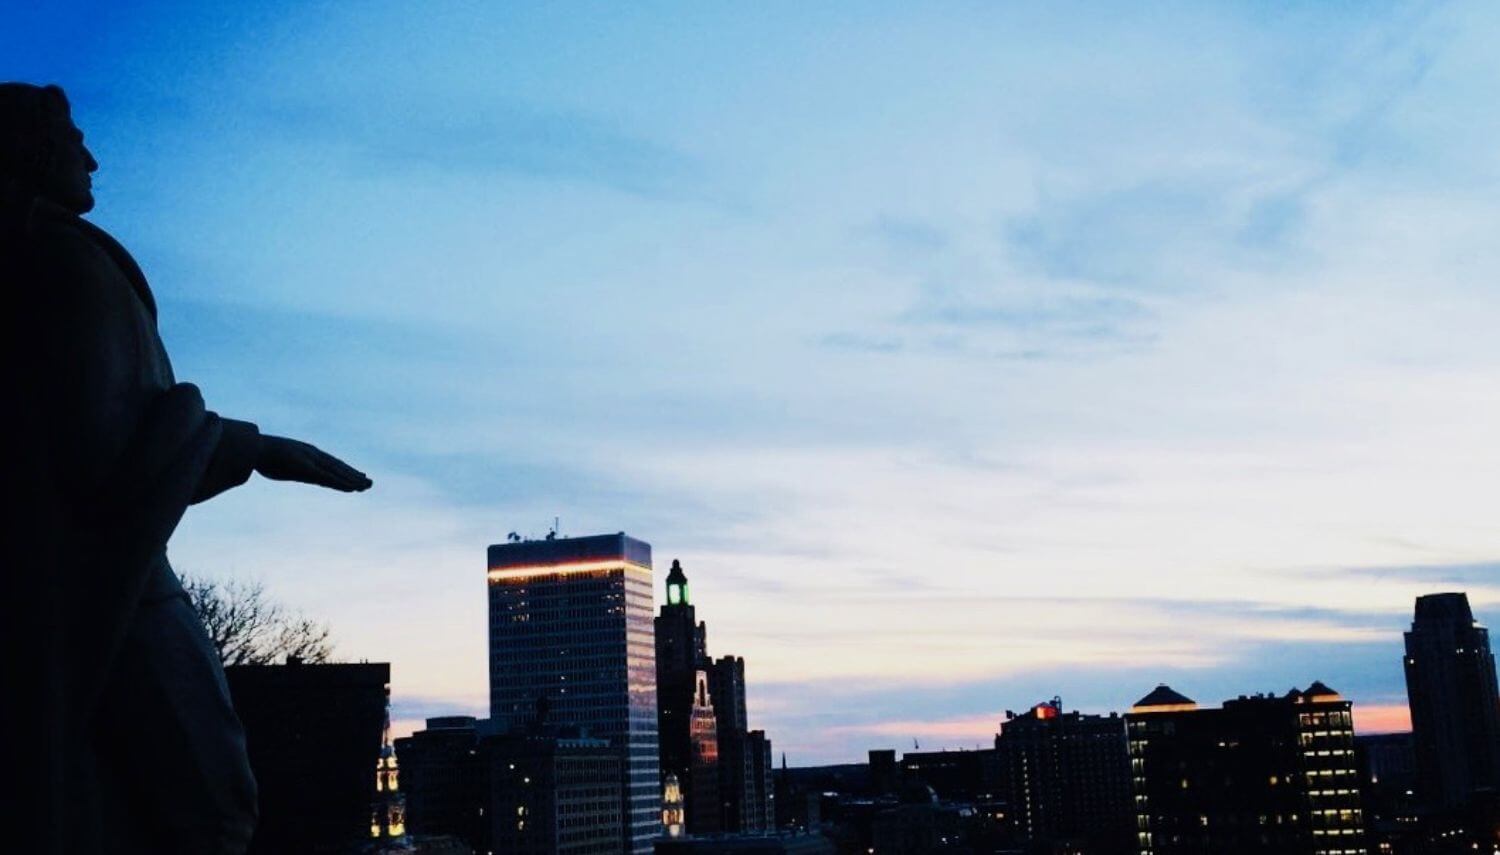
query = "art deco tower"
xmin=1403 ymin=592 xmax=1500 ymax=810
xmin=655 ymin=559 xmax=707 ymax=807
xmin=654 ymin=559 xmax=775 ymax=835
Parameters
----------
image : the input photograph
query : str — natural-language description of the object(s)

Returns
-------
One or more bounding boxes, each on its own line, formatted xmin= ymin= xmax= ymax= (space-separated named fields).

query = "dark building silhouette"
xmin=1355 ymin=732 xmax=1419 ymax=855
xmin=489 ymin=730 xmax=624 ymax=855
xmin=745 ymin=730 xmax=776 ymax=832
xmin=775 ymin=755 xmax=827 ymax=832
xmin=710 ymin=656 xmax=751 ymax=831
xmin=868 ymin=750 xmax=899 ymax=797
xmin=1125 ymin=682 xmax=1366 ymax=855
xmin=995 ymin=698 xmax=1133 ymax=854
xmin=395 ymin=717 xmax=490 ymax=851
xmin=224 ymin=660 xmax=390 ymax=854
xmin=710 ymin=655 xmax=776 ymax=833
xmin=1403 ymin=592 xmax=1500 ymax=812
xmin=658 ymin=560 xmax=710 ymax=828
xmin=709 ymin=656 xmax=748 ymax=733
xmin=1357 ymin=732 xmax=1417 ymax=797
xmin=899 ymin=748 xmax=994 ymax=802
xmin=396 ymin=715 xmax=626 ymax=855
xmin=656 ymin=560 xmax=775 ymax=835
xmin=869 ymin=782 xmax=978 ymax=854
xmin=488 ymin=533 xmax=662 ymax=853
xmin=653 ymin=832 xmax=835 ymax=853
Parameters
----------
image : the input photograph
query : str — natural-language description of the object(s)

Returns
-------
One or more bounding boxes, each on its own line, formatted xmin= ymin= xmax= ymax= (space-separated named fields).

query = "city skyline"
xmin=9 ymin=1 xmax=1500 ymax=764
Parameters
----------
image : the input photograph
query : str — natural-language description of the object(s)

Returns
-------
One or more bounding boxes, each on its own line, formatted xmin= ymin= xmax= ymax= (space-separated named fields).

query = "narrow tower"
xmin=656 ymin=559 xmax=706 ymax=812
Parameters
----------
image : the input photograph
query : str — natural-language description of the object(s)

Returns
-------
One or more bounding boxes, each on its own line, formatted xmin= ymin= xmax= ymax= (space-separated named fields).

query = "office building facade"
xmin=1126 ymin=683 xmax=1366 ymax=855
xmin=489 ymin=533 xmax=662 ymax=854
xmin=489 ymin=731 xmax=624 ymax=855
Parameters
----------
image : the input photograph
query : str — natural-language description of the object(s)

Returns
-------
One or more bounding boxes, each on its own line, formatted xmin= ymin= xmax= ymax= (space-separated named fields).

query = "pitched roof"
xmin=1303 ymin=680 xmax=1341 ymax=700
xmin=1132 ymin=684 xmax=1196 ymax=709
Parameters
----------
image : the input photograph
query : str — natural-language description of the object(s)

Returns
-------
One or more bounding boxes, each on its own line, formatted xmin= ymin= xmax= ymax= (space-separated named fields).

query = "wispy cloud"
xmin=257 ymin=97 xmax=702 ymax=199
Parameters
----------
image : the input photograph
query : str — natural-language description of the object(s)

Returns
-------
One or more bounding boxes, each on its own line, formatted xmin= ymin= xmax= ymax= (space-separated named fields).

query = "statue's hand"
xmin=255 ymin=435 xmax=372 ymax=492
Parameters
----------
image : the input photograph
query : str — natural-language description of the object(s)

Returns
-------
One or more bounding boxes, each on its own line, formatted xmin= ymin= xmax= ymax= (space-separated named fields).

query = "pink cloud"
xmin=827 ymin=712 xmax=1002 ymax=748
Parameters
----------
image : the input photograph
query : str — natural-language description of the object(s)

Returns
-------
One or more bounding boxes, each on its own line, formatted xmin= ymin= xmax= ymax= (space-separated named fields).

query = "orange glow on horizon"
xmin=1353 ymin=703 xmax=1411 ymax=734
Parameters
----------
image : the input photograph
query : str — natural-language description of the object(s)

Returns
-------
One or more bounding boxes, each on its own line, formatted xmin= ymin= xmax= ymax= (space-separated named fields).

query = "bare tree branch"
xmin=267 ymin=614 xmax=334 ymax=664
xmin=181 ymin=573 xmax=335 ymax=665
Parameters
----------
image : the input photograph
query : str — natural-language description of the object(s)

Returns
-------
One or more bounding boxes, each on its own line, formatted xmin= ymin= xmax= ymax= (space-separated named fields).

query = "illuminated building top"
xmin=488 ymin=532 xmax=653 ymax=582
xmin=665 ymin=559 xmax=689 ymax=606
xmin=488 ymin=531 xmax=653 ymax=570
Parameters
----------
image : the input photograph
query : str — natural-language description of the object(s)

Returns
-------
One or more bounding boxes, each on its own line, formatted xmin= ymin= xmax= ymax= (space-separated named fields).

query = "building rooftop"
xmin=1130 ymin=684 xmax=1197 ymax=712
xmin=1302 ymin=680 xmax=1341 ymax=701
xmin=487 ymin=531 xmax=652 ymax=570
xmin=1414 ymin=592 xmax=1476 ymax=625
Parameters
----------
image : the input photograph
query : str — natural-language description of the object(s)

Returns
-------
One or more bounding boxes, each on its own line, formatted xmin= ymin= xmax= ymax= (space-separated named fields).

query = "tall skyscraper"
xmin=1126 ymin=682 xmax=1366 ymax=855
xmin=1403 ymin=592 xmax=1500 ymax=811
xmin=488 ymin=533 xmax=662 ymax=854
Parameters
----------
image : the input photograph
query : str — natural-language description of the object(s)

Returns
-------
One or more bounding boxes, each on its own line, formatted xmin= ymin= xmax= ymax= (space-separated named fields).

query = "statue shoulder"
xmin=13 ymin=208 xmax=148 ymax=346
xmin=25 ymin=203 xmax=107 ymax=273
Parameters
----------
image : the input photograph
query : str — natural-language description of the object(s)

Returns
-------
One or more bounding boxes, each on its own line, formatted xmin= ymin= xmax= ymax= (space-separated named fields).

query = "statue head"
xmin=0 ymin=83 xmax=98 ymax=214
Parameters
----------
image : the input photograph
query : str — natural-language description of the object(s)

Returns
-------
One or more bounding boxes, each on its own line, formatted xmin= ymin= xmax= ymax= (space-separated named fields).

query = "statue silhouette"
xmin=1 ymin=83 xmax=372 ymax=854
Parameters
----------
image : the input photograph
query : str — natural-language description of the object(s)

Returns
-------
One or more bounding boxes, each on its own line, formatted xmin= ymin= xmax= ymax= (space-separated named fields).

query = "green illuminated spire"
xmin=666 ymin=559 xmax=689 ymax=606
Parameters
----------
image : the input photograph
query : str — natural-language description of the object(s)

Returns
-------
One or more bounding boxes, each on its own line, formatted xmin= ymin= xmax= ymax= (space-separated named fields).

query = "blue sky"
xmin=9 ymin=0 xmax=1500 ymax=763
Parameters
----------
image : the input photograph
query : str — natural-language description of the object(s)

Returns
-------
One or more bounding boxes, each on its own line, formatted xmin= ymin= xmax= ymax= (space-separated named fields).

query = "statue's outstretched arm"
xmin=190 ymin=418 xmax=372 ymax=499
xmin=191 ymin=417 xmax=261 ymax=503
xmin=254 ymin=433 xmax=372 ymax=493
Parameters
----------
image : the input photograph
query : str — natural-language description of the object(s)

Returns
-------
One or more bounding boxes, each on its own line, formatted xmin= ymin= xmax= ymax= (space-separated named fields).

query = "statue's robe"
xmin=3 ymin=197 xmax=260 ymax=853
